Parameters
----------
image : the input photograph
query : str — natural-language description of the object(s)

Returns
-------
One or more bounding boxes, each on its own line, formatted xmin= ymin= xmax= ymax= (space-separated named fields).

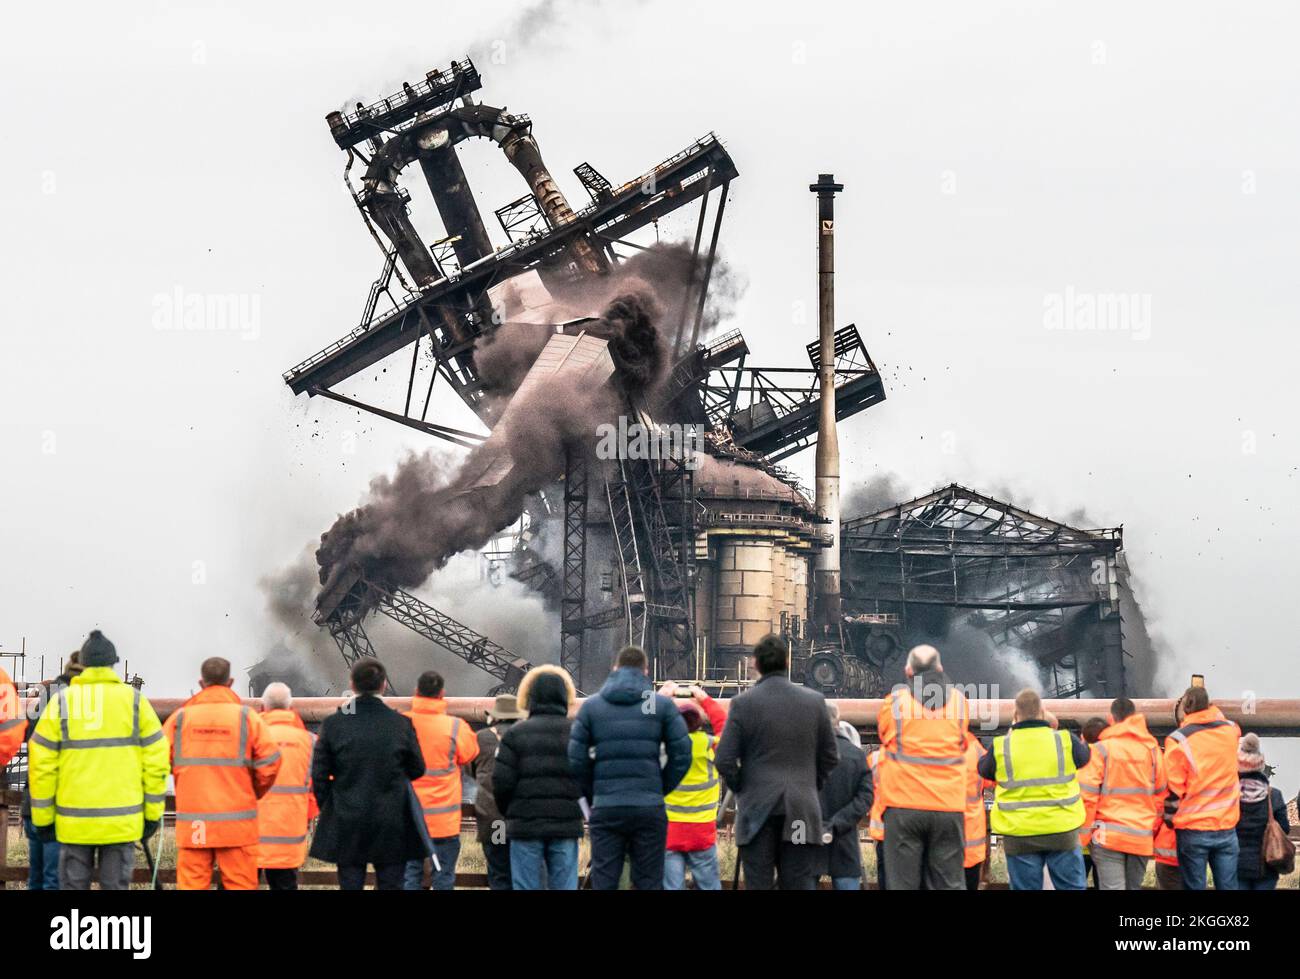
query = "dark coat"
xmin=568 ymin=667 xmax=692 ymax=809
xmin=816 ymin=731 xmax=872 ymax=878
xmin=471 ymin=722 xmax=516 ymax=844
xmin=309 ymin=694 xmax=430 ymax=867
xmin=715 ymin=671 xmax=839 ymax=846
xmin=493 ymin=678 xmax=584 ymax=840
xmin=1235 ymin=771 xmax=1290 ymax=881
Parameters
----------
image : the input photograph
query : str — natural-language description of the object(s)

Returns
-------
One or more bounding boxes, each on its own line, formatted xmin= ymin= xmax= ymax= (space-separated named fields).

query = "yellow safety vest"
xmin=990 ymin=726 xmax=1085 ymax=838
xmin=28 ymin=668 xmax=172 ymax=845
xmin=665 ymin=731 xmax=719 ymax=823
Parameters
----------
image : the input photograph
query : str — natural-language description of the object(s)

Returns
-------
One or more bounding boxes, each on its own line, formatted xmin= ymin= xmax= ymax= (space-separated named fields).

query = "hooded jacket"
xmin=1235 ymin=770 xmax=1290 ymax=881
xmin=493 ymin=665 xmax=584 ymax=840
xmin=1080 ymin=712 xmax=1166 ymax=857
xmin=568 ymin=667 xmax=692 ymax=809
xmin=29 ymin=667 xmax=170 ymax=845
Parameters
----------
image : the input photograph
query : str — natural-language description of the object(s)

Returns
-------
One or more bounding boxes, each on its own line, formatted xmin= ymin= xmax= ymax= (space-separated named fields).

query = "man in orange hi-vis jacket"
xmin=1163 ymin=684 xmax=1241 ymax=890
xmin=164 ymin=657 xmax=282 ymax=890
xmin=876 ymin=644 xmax=970 ymax=890
xmin=0 ymin=665 xmax=24 ymax=767
xmin=403 ymin=670 xmax=478 ymax=890
xmin=255 ymin=682 xmax=318 ymax=890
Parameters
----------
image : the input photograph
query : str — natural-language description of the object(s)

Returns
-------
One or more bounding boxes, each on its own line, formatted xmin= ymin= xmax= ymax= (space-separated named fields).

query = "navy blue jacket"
xmin=567 ymin=668 xmax=692 ymax=809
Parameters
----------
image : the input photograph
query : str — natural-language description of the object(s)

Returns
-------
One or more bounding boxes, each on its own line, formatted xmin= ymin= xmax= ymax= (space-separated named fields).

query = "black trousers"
xmin=264 ymin=868 xmax=299 ymax=891
xmin=482 ymin=839 xmax=512 ymax=891
xmin=588 ymin=806 xmax=667 ymax=890
xmin=337 ymin=862 xmax=406 ymax=890
xmin=739 ymin=814 xmax=817 ymax=891
xmin=875 ymin=840 xmax=887 ymax=891
xmin=964 ymin=862 xmax=982 ymax=891
xmin=882 ymin=808 xmax=965 ymax=891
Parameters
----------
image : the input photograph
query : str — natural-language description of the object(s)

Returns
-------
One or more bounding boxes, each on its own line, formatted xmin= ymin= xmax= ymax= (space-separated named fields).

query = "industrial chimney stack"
xmin=810 ymin=173 xmax=843 ymax=632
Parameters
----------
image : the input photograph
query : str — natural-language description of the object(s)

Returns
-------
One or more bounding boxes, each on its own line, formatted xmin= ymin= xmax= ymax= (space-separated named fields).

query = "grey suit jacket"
xmin=715 ymin=672 xmax=839 ymax=846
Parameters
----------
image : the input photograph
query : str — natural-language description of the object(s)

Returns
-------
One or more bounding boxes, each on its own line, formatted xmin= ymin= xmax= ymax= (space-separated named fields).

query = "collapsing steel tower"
xmin=283 ymin=60 xmax=889 ymax=694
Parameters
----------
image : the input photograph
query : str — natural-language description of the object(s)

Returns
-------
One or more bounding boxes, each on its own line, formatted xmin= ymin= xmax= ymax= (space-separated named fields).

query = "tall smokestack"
xmin=810 ymin=173 xmax=843 ymax=632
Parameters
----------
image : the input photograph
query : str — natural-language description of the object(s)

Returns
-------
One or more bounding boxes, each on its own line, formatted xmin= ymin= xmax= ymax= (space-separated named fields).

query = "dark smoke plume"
xmin=315 ymin=290 xmax=666 ymax=604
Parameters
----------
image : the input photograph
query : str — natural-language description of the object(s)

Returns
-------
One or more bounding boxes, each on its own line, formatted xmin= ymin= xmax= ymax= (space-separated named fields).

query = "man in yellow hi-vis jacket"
xmin=28 ymin=630 xmax=170 ymax=890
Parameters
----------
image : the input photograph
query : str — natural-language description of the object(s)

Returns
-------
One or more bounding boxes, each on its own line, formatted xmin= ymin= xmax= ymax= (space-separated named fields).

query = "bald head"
xmin=904 ymin=644 xmax=942 ymax=677
xmin=262 ymin=682 xmax=292 ymax=710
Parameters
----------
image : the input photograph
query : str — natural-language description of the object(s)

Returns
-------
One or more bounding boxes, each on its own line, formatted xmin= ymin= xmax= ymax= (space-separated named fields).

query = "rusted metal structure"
xmin=811 ymin=174 xmax=844 ymax=634
xmin=283 ymin=61 xmax=889 ymax=695
xmin=840 ymin=484 xmax=1142 ymax=698
xmin=15 ymin=695 xmax=1300 ymax=736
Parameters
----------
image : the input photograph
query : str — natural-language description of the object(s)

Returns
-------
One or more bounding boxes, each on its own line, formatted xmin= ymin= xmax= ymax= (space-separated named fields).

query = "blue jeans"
xmin=1176 ymin=828 xmax=1238 ymax=890
xmin=1006 ymin=847 xmax=1086 ymax=890
xmin=510 ymin=837 xmax=579 ymax=890
xmin=832 ymin=876 xmax=862 ymax=890
xmin=404 ymin=836 xmax=460 ymax=891
xmin=663 ymin=846 xmax=721 ymax=890
xmin=1240 ymin=875 xmax=1277 ymax=891
xmin=23 ymin=817 xmax=60 ymax=891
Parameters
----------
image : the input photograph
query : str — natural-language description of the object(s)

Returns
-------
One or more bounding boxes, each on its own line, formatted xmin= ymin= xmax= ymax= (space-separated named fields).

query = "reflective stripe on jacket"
xmin=665 ymin=730 xmax=720 ymax=824
xmin=27 ymin=667 xmax=171 ymax=845
xmin=1153 ymin=821 xmax=1178 ymax=866
xmin=866 ymin=749 xmax=885 ymax=841
xmin=962 ymin=736 xmax=991 ymax=867
xmin=0 ymin=667 xmax=24 ymax=767
xmin=990 ymin=726 xmax=1085 ymax=837
xmin=404 ymin=696 xmax=479 ymax=839
xmin=163 ymin=684 xmax=282 ymax=849
xmin=1079 ymin=713 xmax=1166 ymax=856
xmin=256 ymin=709 xmax=317 ymax=869
xmin=1164 ymin=706 xmax=1241 ymax=831
xmin=876 ymin=681 xmax=970 ymax=813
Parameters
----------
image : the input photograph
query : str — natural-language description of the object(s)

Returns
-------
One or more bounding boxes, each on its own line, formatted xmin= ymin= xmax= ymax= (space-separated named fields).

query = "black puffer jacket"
xmin=494 ymin=666 xmax=584 ymax=840
xmin=1235 ymin=771 xmax=1290 ymax=882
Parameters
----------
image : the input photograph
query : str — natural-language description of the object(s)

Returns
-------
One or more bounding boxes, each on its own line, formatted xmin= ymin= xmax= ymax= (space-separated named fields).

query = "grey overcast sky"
xmin=1 ymin=1 xmax=1297 ymax=736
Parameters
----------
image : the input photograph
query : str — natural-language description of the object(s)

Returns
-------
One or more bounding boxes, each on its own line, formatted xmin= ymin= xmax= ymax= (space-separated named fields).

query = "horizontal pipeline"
xmin=16 ymin=696 xmax=1300 ymax=736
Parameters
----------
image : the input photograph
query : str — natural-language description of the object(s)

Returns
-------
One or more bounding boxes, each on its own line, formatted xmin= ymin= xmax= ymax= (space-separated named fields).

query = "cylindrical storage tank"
xmin=770 ymin=544 xmax=788 ymax=634
xmin=713 ymin=538 xmax=777 ymax=658
xmin=733 ymin=540 xmax=775 ymax=648
xmin=790 ymin=551 xmax=810 ymax=632
xmin=694 ymin=559 xmax=715 ymax=652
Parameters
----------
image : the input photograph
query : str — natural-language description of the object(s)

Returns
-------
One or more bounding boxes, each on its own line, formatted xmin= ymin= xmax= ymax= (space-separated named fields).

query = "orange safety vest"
xmin=1079 ymin=713 xmax=1166 ymax=857
xmin=1077 ymin=743 xmax=1105 ymax=850
xmin=404 ymin=696 xmax=479 ymax=839
xmin=0 ymin=667 xmax=23 ymax=767
xmin=163 ymin=685 xmax=282 ymax=849
xmin=1163 ymin=706 xmax=1241 ymax=832
xmin=867 ymin=748 xmax=885 ymax=841
xmin=256 ymin=709 xmax=317 ymax=869
xmin=1153 ymin=821 xmax=1178 ymax=866
xmin=962 ymin=736 xmax=991 ymax=868
xmin=877 ymin=682 xmax=970 ymax=813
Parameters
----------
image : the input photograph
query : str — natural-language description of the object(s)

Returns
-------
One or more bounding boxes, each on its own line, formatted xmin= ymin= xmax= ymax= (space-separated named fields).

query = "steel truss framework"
xmin=840 ymin=484 xmax=1126 ymax=698
xmin=288 ymin=62 xmax=889 ymax=691
xmin=320 ymin=570 xmax=536 ymax=694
